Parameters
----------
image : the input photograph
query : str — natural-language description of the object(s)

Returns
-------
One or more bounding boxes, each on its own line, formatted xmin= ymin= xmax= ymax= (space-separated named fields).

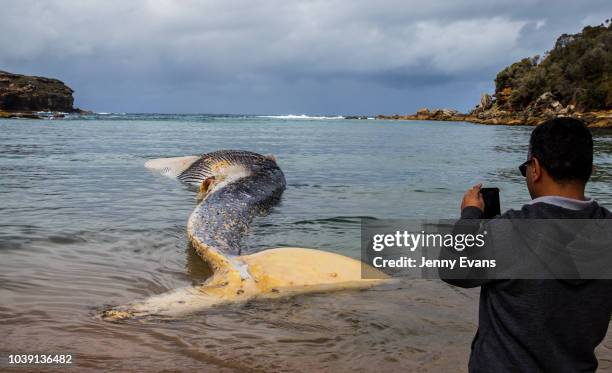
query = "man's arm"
xmin=439 ymin=184 xmax=494 ymax=288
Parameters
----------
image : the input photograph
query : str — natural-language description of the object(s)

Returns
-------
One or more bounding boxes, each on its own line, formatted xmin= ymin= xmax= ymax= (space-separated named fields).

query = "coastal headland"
xmin=0 ymin=70 xmax=90 ymax=119
xmin=378 ymin=22 xmax=612 ymax=128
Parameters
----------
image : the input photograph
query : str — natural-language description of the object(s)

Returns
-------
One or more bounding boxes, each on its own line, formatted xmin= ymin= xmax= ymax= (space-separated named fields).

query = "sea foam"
xmin=257 ymin=114 xmax=344 ymax=120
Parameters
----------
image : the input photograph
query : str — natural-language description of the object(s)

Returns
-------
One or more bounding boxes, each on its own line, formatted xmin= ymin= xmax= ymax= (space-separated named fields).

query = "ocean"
xmin=1 ymin=114 xmax=611 ymax=371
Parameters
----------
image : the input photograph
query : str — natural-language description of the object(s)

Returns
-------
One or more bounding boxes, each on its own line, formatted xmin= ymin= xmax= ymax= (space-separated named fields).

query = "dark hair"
xmin=529 ymin=117 xmax=593 ymax=183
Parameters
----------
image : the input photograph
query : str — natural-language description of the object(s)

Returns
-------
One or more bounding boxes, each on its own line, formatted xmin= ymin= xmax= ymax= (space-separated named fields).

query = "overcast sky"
xmin=1 ymin=1 xmax=610 ymax=115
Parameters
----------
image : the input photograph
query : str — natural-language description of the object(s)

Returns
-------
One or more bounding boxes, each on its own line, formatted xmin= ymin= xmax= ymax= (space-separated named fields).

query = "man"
xmin=445 ymin=117 xmax=612 ymax=372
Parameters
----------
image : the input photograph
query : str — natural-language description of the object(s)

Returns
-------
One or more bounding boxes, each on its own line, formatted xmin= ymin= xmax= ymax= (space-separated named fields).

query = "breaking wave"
xmin=257 ymin=114 xmax=345 ymax=120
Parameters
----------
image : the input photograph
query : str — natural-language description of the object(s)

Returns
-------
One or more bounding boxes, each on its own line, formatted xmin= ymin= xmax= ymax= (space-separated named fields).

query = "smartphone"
xmin=481 ymin=187 xmax=501 ymax=219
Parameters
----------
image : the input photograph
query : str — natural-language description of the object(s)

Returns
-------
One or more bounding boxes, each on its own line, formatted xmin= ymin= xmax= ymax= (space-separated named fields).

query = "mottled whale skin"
xmin=103 ymin=150 xmax=388 ymax=320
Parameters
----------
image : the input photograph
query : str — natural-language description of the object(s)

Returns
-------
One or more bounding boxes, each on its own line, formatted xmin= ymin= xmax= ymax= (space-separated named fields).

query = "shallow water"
xmin=1 ymin=115 xmax=611 ymax=371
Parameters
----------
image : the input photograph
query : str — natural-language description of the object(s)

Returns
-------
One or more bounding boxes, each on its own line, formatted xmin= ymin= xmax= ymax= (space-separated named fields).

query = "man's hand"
xmin=461 ymin=183 xmax=485 ymax=212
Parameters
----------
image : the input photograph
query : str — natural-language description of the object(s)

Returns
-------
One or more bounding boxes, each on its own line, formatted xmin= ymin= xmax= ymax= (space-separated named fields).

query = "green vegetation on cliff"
xmin=494 ymin=20 xmax=612 ymax=112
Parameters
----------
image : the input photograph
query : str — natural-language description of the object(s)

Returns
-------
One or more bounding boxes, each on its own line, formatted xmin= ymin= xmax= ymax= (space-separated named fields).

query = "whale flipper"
xmin=144 ymin=156 xmax=200 ymax=179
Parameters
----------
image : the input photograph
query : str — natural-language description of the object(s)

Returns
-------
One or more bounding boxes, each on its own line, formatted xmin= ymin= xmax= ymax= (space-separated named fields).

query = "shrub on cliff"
xmin=494 ymin=20 xmax=612 ymax=112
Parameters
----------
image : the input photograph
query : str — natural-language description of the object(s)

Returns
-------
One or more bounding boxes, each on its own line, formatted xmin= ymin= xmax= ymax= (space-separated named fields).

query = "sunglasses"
xmin=519 ymin=159 xmax=533 ymax=177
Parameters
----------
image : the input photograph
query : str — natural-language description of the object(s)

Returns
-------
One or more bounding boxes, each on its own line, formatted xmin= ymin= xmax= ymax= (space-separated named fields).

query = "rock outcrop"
xmin=465 ymin=90 xmax=611 ymax=127
xmin=376 ymin=108 xmax=465 ymax=122
xmin=376 ymin=98 xmax=611 ymax=128
xmin=0 ymin=70 xmax=76 ymax=118
xmin=477 ymin=94 xmax=493 ymax=112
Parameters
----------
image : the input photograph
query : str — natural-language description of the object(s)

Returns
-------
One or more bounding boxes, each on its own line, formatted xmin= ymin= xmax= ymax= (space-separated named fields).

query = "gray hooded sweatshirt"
xmin=444 ymin=197 xmax=612 ymax=373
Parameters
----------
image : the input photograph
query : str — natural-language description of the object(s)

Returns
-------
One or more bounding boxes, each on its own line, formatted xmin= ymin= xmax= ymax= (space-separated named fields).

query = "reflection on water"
xmin=0 ymin=116 xmax=611 ymax=371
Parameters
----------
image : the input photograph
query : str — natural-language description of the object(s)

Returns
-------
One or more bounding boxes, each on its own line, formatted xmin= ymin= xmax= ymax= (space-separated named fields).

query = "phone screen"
xmin=481 ymin=187 xmax=501 ymax=219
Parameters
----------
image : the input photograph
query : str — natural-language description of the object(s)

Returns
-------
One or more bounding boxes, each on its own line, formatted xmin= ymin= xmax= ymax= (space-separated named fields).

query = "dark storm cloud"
xmin=0 ymin=0 xmax=610 ymax=114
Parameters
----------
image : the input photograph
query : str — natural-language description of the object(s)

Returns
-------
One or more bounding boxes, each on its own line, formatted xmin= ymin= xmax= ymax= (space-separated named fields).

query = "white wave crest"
xmin=257 ymin=114 xmax=344 ymax=120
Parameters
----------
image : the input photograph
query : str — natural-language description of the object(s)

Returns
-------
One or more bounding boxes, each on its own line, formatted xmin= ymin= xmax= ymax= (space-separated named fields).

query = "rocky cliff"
xmin=0 ymin=71 xmax=76 ymax=118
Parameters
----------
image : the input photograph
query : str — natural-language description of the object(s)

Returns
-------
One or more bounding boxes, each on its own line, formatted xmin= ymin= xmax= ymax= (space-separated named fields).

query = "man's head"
xmin=522 ymin=117 xmax=593 ymax=199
